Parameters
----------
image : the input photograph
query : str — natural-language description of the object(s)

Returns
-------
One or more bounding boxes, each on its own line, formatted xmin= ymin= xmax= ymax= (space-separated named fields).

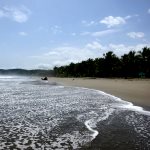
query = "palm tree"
xmin=103 ymin=51 xmax=121 ymax=77
xmin=121 ymin=51 xmax=140 ymax=78
xmin=138 ymin=47 xmax=150 ymax=77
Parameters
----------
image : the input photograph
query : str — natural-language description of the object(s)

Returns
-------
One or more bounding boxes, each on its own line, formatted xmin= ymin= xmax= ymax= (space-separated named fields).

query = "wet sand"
xmin=49 ymin=77 xmax=150 ymax=107
xmin=47 ymin=77 xmax=150 ymax=149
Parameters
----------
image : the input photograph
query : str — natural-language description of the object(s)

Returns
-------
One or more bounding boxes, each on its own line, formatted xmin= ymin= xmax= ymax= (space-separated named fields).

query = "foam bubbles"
xmin=0 ymin=77 xmax=150 ymax=149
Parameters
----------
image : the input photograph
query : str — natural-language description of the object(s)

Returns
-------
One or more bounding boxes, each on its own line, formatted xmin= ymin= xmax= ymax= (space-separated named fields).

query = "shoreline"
xmin=48 ymin=77 xmax=150 ymax=149
xmin=48 ymin=77 xmax=150 ymax=108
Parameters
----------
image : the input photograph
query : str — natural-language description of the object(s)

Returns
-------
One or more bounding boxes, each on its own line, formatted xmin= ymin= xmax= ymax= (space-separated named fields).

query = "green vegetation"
xmin=53 ymin=47 xmax=150 ymax=78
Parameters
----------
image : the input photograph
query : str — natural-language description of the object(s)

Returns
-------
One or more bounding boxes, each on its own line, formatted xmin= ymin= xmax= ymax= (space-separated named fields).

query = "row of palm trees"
xmin=53 ymin=47 xmax=150 ymax=78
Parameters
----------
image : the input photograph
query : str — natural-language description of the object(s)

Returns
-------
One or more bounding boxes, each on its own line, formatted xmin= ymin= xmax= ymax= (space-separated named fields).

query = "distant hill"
xmin=0 ymin=69 xmax=54 ymax=77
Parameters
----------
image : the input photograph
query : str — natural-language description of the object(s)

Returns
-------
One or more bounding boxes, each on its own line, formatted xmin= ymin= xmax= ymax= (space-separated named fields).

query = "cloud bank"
xmin=100 ymin=16 xmax=126 ymax=28
xmin=127 ymin=32 xmax=145 ymax=39
xmin=0 ymin=6 xmax=30 ymax=23
xmin=31 ymin=42 xmax=150 ymax=69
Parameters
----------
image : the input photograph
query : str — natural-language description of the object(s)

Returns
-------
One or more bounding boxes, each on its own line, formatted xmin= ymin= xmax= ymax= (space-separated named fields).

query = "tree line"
xmin=53 ymin=47 xmax=150 ymax=78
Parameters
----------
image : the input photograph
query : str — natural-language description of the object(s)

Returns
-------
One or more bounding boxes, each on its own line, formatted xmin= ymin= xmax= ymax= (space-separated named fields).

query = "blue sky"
xmin=0 ymin=0 xmax=150 ymax=69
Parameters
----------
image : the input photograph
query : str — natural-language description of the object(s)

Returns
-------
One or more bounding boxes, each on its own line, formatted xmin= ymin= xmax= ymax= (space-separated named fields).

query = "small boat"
xmin=41 ymin=77 xmax=48 ymax=80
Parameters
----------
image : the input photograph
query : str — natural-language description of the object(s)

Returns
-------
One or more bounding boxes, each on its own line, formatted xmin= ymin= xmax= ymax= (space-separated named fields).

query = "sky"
xmin=0 ymin=0 xmax=150 ymax=69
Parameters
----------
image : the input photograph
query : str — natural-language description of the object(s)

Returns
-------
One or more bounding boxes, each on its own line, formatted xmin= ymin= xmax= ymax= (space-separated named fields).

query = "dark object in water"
xmin=41 ymin=77 xmax=48 ymax=80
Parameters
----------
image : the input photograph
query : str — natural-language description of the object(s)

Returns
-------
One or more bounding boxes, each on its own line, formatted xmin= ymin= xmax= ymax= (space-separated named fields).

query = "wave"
xmin=0 ymin=75 xmax=15 ymax=79
xmin=95 ymin=90 xmax=150 ymax=116
xmin=20 ymin=80 xmax=59 ymax=86
xmin=0 ymin=78 xmax=150 ymax=149
xmin=73 ymin=86 xmax=150 ymax=115
xmin=85 ymin=120 xmax=99 ymax=140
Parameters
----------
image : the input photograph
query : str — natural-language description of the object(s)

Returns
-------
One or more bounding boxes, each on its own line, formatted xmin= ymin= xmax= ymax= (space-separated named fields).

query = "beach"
xmin=49 ymin=77 xmax=150 ymax=108
xmin=48 ymin=77 xmax=150 ymax=149
xmin=0 ymin=76 xmax=150 ymax=149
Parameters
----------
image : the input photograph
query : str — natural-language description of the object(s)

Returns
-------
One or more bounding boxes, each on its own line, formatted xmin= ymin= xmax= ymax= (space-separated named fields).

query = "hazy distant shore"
xmin=48 ymin=77 xmax=150 ymax=108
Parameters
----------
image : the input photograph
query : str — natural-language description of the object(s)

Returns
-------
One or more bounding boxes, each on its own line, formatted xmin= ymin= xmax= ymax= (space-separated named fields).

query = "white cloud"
xmin=37 ymin=63 xmax=51 ymax=69
xmin=100 ymin=16 xmax=126 ymax=28
xmin=81 ymin=15 xmax=137 ymax=28
xmin=108 ymin=43 xmax=150 ymax=56
xmin=30 ymin=42 xmax=150 ymax=69
xmin=127 ymin=32 xmax=145 ymax=39
xmin=0 ymin=6 xmax=31 ymax=23
xmin=80 ymin=29 xmax=118 ymax=37
xmin=81 ymin=20 xmax=97 ymax=26
xmin=108 ymin=44 xmax=130 ymax=55
xmin=111 ymin=43 xmax=149 ymax=55
xmin=148 ymin=9 xmax=150 ymax=14
xmin=124 ymin=15 xmax=132 ymax=19
xmin=50 ymin=25 xmax=62 ymax=34
xmin=85 ymin=41 xmax=105 ymax=50
xmin=18 ymin=31 xmax=28 ymax=36
xmin=80 ymin=31 xmax=91 ymax=36
xmin=124 ymin=14 xmax=139 ymax=20
xmin=31 ymin=44 xmax=102 ymax=68
xmin=91 ymin=29 xmax=117 ymax=37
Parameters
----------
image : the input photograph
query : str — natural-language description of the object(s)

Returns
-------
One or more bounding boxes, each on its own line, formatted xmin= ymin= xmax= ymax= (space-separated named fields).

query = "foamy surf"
xmin=85 ymin=120 xmax=99 ymax=140
xmin=78 ymin=86 xmax=150 ymax=116
xmin=0 ymin=75 xmax=14 ymax=78
xmin=0 ymin=76 xmax=150 ymax=149
xmin=96 ymin=89 xmax=150 ymax=116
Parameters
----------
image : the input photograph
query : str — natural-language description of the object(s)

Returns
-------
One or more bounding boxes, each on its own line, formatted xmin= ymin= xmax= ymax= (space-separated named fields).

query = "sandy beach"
xmin=49 ymin=77 xmax=150 ymax=108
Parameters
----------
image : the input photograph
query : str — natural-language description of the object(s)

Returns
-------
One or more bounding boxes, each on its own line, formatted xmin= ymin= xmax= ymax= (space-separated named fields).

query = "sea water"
xmin=0 ymin=76 xmax=150 ymax=149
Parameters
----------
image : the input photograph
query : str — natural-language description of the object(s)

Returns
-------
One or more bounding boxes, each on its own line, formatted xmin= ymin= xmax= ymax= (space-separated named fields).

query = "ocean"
xmin=0 ymin=76 xmax=150 ymax=150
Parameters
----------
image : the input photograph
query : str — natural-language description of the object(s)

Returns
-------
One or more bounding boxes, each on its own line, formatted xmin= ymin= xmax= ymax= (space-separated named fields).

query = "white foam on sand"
xmin=89 ymin=88 xmax=150 ymax=116
xmin=0 ymin=76 xmax=14 ymax=79
xmin=77 ymin=108 xmax=115 ymax=141
xmin=1 ymin=81 xmax=150 ymax=149
xmin=72 ymin=86 xmax=150 ymax=142
xmin=73 ymin=87 xmax=150 ymax=115
xmin=85 ymin=120 xmax=99 ymax=140
xmin=117 ymin=102 xmax=150 ymax=116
